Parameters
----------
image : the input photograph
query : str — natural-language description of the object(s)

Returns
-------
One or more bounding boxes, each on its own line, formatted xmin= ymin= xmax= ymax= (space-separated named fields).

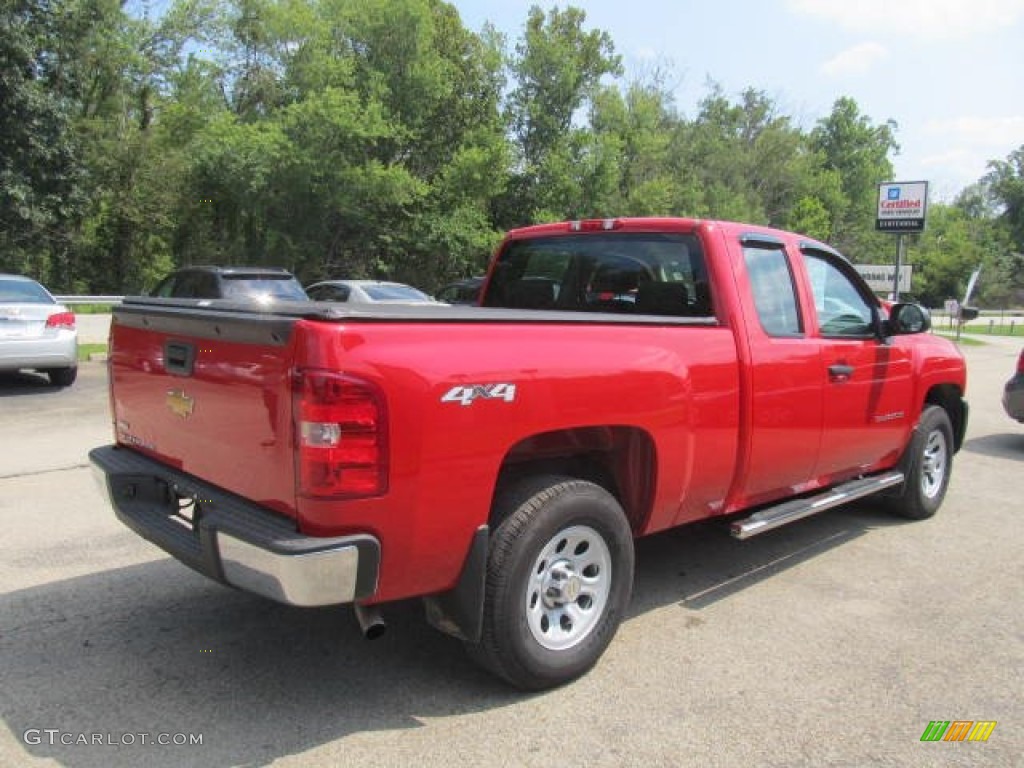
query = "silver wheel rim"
xmin=525 ymin=524 xmax=612 ymax=651
xmin=920 ymin=429 xmax=948 ymax=499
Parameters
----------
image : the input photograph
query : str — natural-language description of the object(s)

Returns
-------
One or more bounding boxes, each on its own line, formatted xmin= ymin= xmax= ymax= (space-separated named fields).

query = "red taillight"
xmin=46 ymin=311 xmax=76 ymax=329
xmin=293 ymin=369 xmax=388 ymax=499
xmin=1017 ymin=350 xmax=1024 ymax=375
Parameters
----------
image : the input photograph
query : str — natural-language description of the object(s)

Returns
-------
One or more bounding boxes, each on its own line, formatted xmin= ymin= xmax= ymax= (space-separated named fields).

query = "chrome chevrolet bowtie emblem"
xmin=166 ymin=389 xmax=195 ymax=418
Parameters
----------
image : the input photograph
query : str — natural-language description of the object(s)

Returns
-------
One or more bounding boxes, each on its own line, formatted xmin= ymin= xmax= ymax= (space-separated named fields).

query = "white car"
xmin=306 ymin=280 xmax=446 ymax=305
xmin=0 ymin=274 xmax=78 ymax=386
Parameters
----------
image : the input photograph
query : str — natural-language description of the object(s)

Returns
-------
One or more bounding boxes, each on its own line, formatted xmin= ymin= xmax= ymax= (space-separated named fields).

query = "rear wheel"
xmin=47 ymin=366 xmax=77 ymax=387
xmin=467 ymin=476 xmax=634 ymax=690
xmin=887 ymin=405 xmax=953 ymax=520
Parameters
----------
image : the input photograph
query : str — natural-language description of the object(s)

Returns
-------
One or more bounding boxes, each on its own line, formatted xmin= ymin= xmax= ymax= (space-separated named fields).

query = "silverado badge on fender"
xmin=166 ymin=389 xmax=195 ymax=418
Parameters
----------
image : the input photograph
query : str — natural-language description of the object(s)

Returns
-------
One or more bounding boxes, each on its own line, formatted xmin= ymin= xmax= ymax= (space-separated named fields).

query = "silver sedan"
xmin=305 ymin=280 xmax=446 ymax=305
xmin=0 ymin=274 xmax=78 ymax=386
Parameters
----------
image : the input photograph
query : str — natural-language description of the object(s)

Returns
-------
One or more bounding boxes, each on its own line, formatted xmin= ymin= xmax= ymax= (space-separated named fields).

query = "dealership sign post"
xmin=876 ymin=181 xmax=928 ymax=300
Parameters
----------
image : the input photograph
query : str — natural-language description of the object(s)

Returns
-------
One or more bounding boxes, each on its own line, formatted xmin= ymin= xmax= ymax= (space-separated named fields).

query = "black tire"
xmin=47 ymin=366 xmax=77 ymax=387
xmin=886 ymin=405 xmax=954 ymax=520
xmin=467 ymin=475 xmax=634 ymax=691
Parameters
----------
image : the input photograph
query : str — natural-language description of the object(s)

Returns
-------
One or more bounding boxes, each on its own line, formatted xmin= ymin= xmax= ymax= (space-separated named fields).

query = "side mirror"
xmin=886 ymin=303 xmax=931 ymax=335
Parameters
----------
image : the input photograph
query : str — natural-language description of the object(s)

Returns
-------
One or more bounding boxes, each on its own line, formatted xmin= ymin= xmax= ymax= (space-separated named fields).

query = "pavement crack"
xmin=0 ymin=463 xmax=91 ymax=480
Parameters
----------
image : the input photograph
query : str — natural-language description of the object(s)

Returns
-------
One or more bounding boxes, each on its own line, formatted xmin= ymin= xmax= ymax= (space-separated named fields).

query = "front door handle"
xmin=828 ymin=363 xmax=854 ymax=382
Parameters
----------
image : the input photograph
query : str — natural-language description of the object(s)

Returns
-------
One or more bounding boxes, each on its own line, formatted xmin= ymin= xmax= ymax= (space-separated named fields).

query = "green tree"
xmin=954 ymin=172 xmax=1022 ymax=307
xmin=168 ymin=0 xmax=508 ymax=290
xmin=590 ymin=73 xmax=681 ymax=215
xmin=0 ymin=0 xmax=89 ymax=284
xmin=902 ymin=205 xmax=985 ymax=306
xmin=984 ymin=144 xmax=1024 ymax=249
xmin=500 ymin=5 xmax=621 ymax=224
xmin=810 ymin=96 xmax=898 ymax=256
xmin=72 ymin=0 xmax=223 ymax=292
xmin=8 ymin=0 xmax=996 ymax=299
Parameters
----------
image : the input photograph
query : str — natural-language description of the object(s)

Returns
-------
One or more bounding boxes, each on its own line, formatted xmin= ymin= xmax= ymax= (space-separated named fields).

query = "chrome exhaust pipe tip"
xmin=354 ymin=603 xmax=387 ymax=640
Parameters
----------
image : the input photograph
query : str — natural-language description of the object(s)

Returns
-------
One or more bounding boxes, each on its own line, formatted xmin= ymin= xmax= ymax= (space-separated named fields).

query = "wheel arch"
xmin=923 ymin=383 xmax=967 ymax=452
xmin=490 ymin=425 xmax=657 ymax=535
xmin=424 ymin=425 xmax=655 ymax=645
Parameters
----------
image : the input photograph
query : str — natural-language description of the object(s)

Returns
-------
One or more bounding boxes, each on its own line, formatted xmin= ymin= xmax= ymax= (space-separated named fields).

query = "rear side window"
xmin=743 ymin=245 xmax=802 ymax=336
xmin=161 ymin=271 xmax=217 ymax=298
xmin=307 ymin=284 xmax=351 ymax=302
xmin=484 ymin=233 xmax=713 ymax=318
xmin=362 ymin=284 xmax=431 ymax=301
xmin=151 ymin=275 xmax=177 ymax=298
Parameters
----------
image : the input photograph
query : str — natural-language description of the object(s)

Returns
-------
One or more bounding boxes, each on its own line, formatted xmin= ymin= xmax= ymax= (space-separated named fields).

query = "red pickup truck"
xmin=90 ymin=217 xmax=968 ymax=689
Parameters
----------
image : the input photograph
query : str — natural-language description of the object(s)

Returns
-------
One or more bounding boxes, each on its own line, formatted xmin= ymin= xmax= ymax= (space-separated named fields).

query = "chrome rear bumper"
xmin=89 ymin=445 xmax=379 ymax=606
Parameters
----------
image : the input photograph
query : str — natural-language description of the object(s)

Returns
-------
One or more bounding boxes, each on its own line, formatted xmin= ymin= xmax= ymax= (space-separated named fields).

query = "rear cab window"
xmin=484 ymin=232 xmax=714 ymax=319
xmin=741 ymin=237 xmax=803 ymax=337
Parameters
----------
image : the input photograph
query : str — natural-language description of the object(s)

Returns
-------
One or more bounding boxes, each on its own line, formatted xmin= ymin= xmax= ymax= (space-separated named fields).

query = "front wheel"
xmin=887 ymin=405 xmax=954 ymax=520
xmin=467 ymin=476 xmax=634 ymax=690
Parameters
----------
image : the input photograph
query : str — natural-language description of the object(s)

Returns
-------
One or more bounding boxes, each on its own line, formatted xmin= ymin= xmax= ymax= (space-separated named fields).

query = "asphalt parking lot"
xmin=1 ymin=336 xmax=1021 ymax=768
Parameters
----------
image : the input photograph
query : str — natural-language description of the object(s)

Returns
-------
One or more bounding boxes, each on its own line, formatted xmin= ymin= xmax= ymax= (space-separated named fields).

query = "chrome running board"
xmin=730 ymin=471 xmax=905 ymax=540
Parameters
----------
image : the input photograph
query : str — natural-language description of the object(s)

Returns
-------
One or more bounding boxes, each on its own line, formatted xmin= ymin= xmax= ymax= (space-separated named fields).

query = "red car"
xmin=91 ymin=218 xmax=967 ymax=689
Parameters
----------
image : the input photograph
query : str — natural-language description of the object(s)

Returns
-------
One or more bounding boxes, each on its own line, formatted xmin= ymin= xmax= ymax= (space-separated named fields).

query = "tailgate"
xmin=109 ymin=301 xmax=299 ymax=519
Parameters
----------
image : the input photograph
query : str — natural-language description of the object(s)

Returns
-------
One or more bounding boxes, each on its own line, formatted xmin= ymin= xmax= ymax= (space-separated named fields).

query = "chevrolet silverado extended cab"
xmin=90 ymin=218 xmax=968 ymax=689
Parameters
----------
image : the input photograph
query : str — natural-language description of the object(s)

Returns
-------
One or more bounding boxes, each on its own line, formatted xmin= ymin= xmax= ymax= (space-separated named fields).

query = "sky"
xmin=453 ymin=0 xmax=1024 ymax=202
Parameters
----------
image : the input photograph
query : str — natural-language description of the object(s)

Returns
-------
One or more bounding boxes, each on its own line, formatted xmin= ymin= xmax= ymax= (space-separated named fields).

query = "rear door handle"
xmin=828 ymin=363 xmax=854 ymax=382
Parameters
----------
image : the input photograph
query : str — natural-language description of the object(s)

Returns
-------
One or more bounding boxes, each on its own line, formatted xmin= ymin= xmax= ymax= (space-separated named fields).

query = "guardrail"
xmin=55 ymin=295 xmax=124 ymax=305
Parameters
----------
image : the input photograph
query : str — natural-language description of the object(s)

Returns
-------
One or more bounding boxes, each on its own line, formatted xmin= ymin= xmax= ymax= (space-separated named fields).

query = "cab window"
xmin=803 ymin=253 xmax=875 ymax=337
xmin=743 ymin=245 xmax=802 ymax=336
xmin=485 ymin=233 xmax=713 ymax=318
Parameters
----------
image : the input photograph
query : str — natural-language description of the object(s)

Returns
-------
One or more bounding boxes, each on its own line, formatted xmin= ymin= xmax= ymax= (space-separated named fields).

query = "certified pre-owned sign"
xmin=877 ymin=181 xmax=928 ymax=232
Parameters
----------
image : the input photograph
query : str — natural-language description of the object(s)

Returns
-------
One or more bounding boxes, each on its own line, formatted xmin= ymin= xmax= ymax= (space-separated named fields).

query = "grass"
xmin=931 ymin=332 xmax=985 ymax=346
xmin=78 ymin=343 xmax=108 ymax=361
xmin=71 ymin=303 xmax=120 ymax=314
xmin=960 ymin=323 xmax=1023 ymax=336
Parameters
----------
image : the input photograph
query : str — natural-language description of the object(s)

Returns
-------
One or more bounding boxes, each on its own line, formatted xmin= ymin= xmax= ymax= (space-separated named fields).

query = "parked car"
xmin=151 ymin=266 xmax=308 ymax=303
xmin=436 ymin=276 xmax=485 ymax=305
xmin=0 ymin=274 xmax=78 ymax=386
xmin=306 ymin=279 xmax=442 ymax=305
xmin=1003 ymin=348 xmax=1024 ymax=422
xmin=91 ymin=217 xmax=967 ymax=690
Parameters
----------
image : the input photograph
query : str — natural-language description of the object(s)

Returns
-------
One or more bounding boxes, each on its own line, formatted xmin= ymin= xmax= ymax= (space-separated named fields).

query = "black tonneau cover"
xmin=119 ymin=295 xmax=718 ymax=327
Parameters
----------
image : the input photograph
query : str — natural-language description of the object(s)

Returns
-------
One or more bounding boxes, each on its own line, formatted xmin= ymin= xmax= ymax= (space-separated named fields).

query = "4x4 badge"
xmin=441 ymin=383 xmax=516 ymax=407
xmin=166 ymin=389 xmax=195 ymax=418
